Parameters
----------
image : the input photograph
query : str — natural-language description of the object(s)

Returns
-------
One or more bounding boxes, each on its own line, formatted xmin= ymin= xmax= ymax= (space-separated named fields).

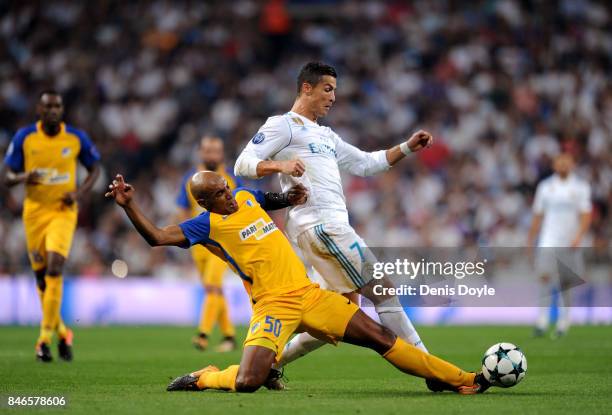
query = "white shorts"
xmin=297 ymin=222 xmax=377 ymax=294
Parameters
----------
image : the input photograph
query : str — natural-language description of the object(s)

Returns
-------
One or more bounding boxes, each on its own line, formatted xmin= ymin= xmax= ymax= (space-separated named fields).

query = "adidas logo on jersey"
xmin=239 ymin=218 xmax=278 ymax=241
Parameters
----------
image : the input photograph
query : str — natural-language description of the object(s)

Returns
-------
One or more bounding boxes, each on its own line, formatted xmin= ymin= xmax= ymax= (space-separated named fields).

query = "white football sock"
xmin=274 ymin=332 xmax=325 ymax=369
xmin=375 ymin=297 xmax=428 ymax=352
xmin=536 ymin=278 xmax=552 ymax=330
xmin=556 ymin=290 xmax=571 ymax=333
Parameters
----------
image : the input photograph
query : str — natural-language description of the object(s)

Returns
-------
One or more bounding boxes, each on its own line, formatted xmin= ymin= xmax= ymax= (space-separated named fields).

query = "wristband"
xmin=399 ymin=142 xmax=412 ymax=156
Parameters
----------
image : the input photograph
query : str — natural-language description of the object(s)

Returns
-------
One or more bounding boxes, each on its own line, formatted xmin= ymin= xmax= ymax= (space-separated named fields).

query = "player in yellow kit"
xmin=175 ymin=136 xmax=242 ymax=351
xmin=1 ymin=91 xmax=100 ymax=362
xmin=106 ymin=171 xmax=490 ymax=394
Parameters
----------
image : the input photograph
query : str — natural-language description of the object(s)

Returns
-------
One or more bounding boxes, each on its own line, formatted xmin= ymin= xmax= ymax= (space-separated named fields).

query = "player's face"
xmin=554 ymin=155 xmax=574 ymax=178
xmin=206 ymin=180 xmax=238 ymax=215
xmin=309 ymin=75 xmax=336 ymax=118
xmin=38 ymin=94 xmax=64 ymax=126
xmin=200 ymin=138 xmax=224 ymax=171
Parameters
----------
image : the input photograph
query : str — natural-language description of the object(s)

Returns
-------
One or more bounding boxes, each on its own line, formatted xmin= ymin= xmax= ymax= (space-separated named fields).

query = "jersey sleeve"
xmin=69 ymin=127 xmax=101 ymax=169
xmin=233 ymin=187 xmax=266 ymax=206
xmin=178 ymin=212 xmax=212 ymax=247
xmin=3 ymin=127 xmax=31 ymax=172
xmin=234 ymin=115 xmax=292 ymax=178
xmin=176 ymin=172 xmax=192 ymax=209
xmin=532 ymin=181 xmax=546 ymax=214
xmin=332 ymin=130 xmax=390 ymax=177
xmin=578 ymin=182 xmax=592 ymax=213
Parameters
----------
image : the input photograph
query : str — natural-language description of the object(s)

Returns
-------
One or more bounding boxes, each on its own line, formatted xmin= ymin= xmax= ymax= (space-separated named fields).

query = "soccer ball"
xmin=481 ymin=342 xmax=527 ymax=387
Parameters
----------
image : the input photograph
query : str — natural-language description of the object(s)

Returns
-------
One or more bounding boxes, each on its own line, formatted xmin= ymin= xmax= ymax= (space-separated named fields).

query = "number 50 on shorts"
xmin=263 ymin=316 xmax=282 ymax=337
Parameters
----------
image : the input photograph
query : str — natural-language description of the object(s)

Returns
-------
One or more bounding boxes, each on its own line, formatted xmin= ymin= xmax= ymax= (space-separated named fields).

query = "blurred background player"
xmin=527 ymin=153 xmax=592 ymax=338
xmin=235 ymin=62 xmax=433 ymax=370
xmin=0 ymin=91 xmax=100 ymax=361
xmin=175 ymin=135 xmax=242 ymax=351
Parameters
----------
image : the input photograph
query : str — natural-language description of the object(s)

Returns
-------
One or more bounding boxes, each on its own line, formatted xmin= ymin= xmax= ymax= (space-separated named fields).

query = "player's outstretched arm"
xmin=105 ymin=174 xmax=189 ymax=248
xmin=385 ymin=129 xmax=433 ymax=166
xmin=335 ymin=129 xmax=433 ymax=176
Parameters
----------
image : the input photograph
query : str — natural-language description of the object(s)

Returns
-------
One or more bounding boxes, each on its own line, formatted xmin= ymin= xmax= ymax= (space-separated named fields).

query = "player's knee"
xmin=46 ymin=268 xmax=62 ymax=277
xmin=46 ymin=257 xmax=65 ymax=276
xmin=234 ymin=373 xmax=264 ymax=393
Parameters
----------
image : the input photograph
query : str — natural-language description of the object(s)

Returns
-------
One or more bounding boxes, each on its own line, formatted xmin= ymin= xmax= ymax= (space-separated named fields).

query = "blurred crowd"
xmin=0 ymin=0 xmax=610 ymax=277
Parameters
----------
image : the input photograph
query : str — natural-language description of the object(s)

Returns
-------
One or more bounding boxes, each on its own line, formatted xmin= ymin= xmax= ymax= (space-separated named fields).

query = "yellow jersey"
xmin=176 ymin=164 xmax=242 ymax=217
xmin=179 ymin=188 xmax=311 ymax=302
xmin=3 ymin=121 xmax=100 ymax=213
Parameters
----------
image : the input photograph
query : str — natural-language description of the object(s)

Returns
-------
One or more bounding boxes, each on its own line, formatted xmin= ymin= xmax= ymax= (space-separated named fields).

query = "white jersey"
xmin=533 ymin=174 xmax=591 ymax=247
xmin=235 ymin=111 xmax=389 ymax=240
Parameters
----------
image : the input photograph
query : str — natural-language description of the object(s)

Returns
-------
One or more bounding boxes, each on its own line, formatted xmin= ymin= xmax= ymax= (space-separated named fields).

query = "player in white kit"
xmin=235 ymin=62 xmax=434 ymax=378
xmin=527 ymin=153 xmax=592 ymax=338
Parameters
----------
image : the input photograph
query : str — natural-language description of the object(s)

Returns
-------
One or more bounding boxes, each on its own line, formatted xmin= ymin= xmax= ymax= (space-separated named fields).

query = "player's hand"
xmin=61 ymin=191 xmax=78 ymax=207
xmin=25 ymin=170 xmax=44 ymax=185
xmin=406 ymin=129 xmax=433 ymax=152
xmin=105 ymin=174 xmax=134 ymax=207
xmin=287 ymin=183 xmax=308 ymax=206
xmin=279 ymin=160 xmax=305 ymax=177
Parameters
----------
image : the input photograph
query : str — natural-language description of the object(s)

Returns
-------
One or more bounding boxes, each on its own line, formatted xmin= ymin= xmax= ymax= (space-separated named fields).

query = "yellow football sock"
xmin=37 ymin=286 xmax=68 ymax=339
xmin=37 ymin=287 xmax=44 ymax=305
xmin=38 ymin=276 xmax=62 ymax=345
xmin=199 ymin=292 xmax=222 ymax=335
xmin=197 ymin=365 xmax=239 ymax=391
xmin=383 ymin=338 xmax=475 ymax=387
xmin=218 ymin=296 xmax=235 ymax=337
xmin=56 ymin=319 xmax=68 ymax=339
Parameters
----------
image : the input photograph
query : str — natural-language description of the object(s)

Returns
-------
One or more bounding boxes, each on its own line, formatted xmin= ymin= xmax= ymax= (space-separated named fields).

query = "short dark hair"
xmin=38 ymin=89 xmax=62 ymax=101
xmin=297 ymin=62 xmax=337 ymax=94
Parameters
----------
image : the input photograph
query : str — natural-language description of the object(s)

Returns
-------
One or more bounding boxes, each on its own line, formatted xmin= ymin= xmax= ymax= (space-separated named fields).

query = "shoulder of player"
xmin=183 ymin=210 xmax=211 ymax=227
xmin=64 ymin=124 xmax=91 ymax=142
xmin=572 ymin=175 xmax=591 ymax=191
xmin=536 ymin=175 xmax=554 ymax=189
xmin=13 ymin=123 xmax=38 ymax=143
xmin=232 ymin=187 xmax=254 ymax=199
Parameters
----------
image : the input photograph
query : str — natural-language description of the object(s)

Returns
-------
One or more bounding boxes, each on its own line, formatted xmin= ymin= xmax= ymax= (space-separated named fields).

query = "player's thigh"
xmin=191 ymin=245 xmax=210 ymax=281
xmin=45 ymin=211 xmax=77 ymax=260
xmin=243 ymin=297 xmax=302 ymax=362
xmin=535 ymin=248 xmax=556 ymax=280
xmin=299 ymin=223 xmax=377 ymax=293
xmin=299 ymin=287 xmax=360 ymax=344
xmin=23 ymin=215 xmax=50 ymax=271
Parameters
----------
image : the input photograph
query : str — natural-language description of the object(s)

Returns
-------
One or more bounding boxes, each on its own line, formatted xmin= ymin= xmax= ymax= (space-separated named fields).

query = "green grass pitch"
xmin=2 ymin=325 xmax=612 ymax=414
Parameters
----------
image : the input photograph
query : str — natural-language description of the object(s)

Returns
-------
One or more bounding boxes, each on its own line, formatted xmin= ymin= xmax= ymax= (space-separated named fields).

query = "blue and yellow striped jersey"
xmin=3 ymin=121 xmax=100 ymax=213
xmin=176 ymin=164 xmax=242 ymax=217
xmin=179 ymin=188 xmax=311 ymax=302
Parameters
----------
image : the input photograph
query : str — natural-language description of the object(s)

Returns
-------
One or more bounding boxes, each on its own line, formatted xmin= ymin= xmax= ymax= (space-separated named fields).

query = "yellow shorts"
xmin=191 ymin=244 xmax=227 ymax=287
xmin=23 ymin=208 xmax=77 ymax=271
xmin=244 ymin=284 xmax=360 ymax=361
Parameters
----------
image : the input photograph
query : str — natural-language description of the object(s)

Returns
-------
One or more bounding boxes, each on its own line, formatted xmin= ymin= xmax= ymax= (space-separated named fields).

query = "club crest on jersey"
xmin=239 ymin=218 xmax=278 ymax=241
xmin=61 ymin=147 xmax=72 ymax=157
xmin=251 ymin=132 xmax=265 ymax=144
